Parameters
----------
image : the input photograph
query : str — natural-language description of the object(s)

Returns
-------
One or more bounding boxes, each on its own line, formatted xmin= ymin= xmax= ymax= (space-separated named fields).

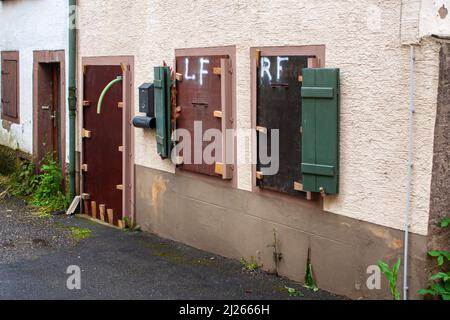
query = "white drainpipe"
xmin=403 ymin=44 xmax=415 ymax=300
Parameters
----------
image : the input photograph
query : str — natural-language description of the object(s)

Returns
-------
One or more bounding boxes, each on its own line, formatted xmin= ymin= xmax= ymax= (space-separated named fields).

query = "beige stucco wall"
xmin=77 ymin=0 xmax=442 ymax=236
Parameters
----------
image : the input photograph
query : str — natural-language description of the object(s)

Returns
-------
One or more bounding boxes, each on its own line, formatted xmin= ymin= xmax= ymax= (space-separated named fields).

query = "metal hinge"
xmin=293 ymin=181 xmax=304 ymax=191
xmin=82 ymin=129 xmax=91 ymax=138
xmin=256 ymin=171 xmax=264 ymax=180
xmin=256 ymin=126 xmax=268 ymax=134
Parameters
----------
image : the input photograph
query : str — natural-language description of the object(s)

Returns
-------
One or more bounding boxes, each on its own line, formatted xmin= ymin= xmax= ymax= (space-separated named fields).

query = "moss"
xmin=0 ymin=174 xmax=11 ymax=189
xmin=273 ymin=285 xmax=287 ymax=293
xmin=0 ymin=145 xmax=18 ymax=176
xmin=139 ymin=240 xmax=216 ymax=268
xmin=69 ymin=227 xmax=92 ymax=239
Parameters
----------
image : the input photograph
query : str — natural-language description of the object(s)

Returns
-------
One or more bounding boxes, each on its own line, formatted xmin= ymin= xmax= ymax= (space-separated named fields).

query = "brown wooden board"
xmin=256 ymin=55 xmax=310 ymax=195
xmin=36 ymin=63 xmax=61 ymax=166
xmin=176 ymin=55 xmax=227 ymax=177
xmin=83 ymin=65 xmax=123 ymax=225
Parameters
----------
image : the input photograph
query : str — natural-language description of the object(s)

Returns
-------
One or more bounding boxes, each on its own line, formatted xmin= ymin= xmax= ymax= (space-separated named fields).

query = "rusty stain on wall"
xmin=367 ymin=225 xmax=403 ymax=250
xmin=439 ymin=5 xmax=448 ymax=19
xmin=151 ymin=175 xmax=167 ymax=209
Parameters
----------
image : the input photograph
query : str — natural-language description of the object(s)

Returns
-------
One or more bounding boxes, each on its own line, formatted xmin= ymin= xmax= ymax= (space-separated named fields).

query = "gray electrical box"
xmin=139 ymin=83 xmax=154 ymax=116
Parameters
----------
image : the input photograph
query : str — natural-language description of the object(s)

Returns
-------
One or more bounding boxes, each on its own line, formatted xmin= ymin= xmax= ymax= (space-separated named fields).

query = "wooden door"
xmin=83 ymin=65 xmax=123 ymax=225
xmin=36 ymin=63 xmax=60 ymax=165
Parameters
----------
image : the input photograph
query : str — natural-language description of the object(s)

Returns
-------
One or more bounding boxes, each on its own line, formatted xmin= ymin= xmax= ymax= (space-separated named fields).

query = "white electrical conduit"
xmin=403 ymin=45 xmax=415 ymax=301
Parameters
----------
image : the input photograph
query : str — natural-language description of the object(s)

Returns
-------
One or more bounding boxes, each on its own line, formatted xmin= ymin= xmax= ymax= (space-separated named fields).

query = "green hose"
xmin=97 ymin=76 xmax=123 ymax=114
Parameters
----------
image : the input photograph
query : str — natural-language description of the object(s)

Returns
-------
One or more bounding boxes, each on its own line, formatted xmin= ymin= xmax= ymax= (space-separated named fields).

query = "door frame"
xmin=33 ymin=50 xmax=66 ymax=171
xmin=80 ymin=56 xmax=135 ymax=222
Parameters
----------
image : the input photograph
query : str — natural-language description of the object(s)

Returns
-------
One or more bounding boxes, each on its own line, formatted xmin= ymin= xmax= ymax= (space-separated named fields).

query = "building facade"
xmin=0 ymin=0 xmax=69 ymax=167
xmin=73 ymin=0 xmax=450 ymax=299
xmin=1 ymin=0 xmax=448 ymax=300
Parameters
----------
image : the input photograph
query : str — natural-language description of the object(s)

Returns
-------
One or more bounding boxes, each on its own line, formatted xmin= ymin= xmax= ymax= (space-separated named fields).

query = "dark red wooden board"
xmin=176 ymin=55 xmax=227 ymax=177
xmin=257 ymin=55 xmax=310 ymax=195
xmin=83 ymin=65 xmax=123 ymax=225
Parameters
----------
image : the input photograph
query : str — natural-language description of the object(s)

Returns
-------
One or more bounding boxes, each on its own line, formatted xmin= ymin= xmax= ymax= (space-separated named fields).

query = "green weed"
xmin=240 ymin=256 xmax=260 ymax=272
xmin=419 ymin=217 xmax=450 ymax=300
xmin=304 ymin=248 xmax=318 ymax=292
xmin=31 ymin=159 xmax=68 ymax=216
xmin=377 ymin=257 xmax=401 ymax=300
xmin=285 ymin=286 xmax=304 ymax=297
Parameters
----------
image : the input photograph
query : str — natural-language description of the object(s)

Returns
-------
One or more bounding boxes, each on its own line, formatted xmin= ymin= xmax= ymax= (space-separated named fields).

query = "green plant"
xmin=240 ymin=256 xmax=260 ymax=272
xmin=440 ymin=218 xmax=450 ymax=228
xmin=428 ymin=250 xmax=450 ymax=267
xmin=304 ymin=248 xmax=318 ymax=292
xmin=377 ymin=257 xmax=401 ymax=300
xmin=285 ymin=286 xmax=304 ymax=297
xmin=9 ymin=160 xmax=39 ymax=197
xmin=419 ymin=217 xmax=450 ymax=300
xmin=69 ymin=227 xmax=91 ymax=239
xmin=32 ymin=159 xmax=68 ymax=215
xmin=123 ymin=216 xmax=141 ymax=231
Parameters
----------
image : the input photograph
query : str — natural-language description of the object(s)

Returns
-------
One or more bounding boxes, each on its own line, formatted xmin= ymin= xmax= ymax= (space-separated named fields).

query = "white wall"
xmin=401 ymin=0 xmax=450 ymax=43
xmin=420 ymin=0 xmax=450 ymax=38
xmin=77 ymin=0 xmax=442 ymax=236
xmin=0 ymin=0 xmax=69 ymax=161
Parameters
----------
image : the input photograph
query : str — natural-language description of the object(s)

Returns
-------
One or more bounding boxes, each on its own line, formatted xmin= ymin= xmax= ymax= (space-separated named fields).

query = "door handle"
xmin=192 ymin=102 xmax=208 ymax=108
xmin=41 ymin=105 xmax=50 ymax=110
xmin=270 ymin=83 xmax=289 ymax=88
xmin=51 ymin=111 xmax=56 ymax=128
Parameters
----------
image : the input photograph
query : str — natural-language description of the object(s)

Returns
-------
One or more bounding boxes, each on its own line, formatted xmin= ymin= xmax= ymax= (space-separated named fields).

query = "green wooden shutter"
xmin=301 ymin=68 xmax=340 ymax=195
xmin=154 ymin=66 xmax=171 ymax=158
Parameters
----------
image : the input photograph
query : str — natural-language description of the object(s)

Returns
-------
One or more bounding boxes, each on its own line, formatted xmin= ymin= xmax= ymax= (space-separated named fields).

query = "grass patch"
xmin=140 ymin=240 xmax=216 ymax=268
xmin=285 ymin=286 xmax=304 ymax=297
xmin=69 ymin=227 xmax=92 ymax=239
xmin=240 ymin=256 xmax=261 ymax=272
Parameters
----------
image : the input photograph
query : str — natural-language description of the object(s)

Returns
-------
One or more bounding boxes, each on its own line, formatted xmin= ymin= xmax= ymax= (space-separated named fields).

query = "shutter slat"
xmin=301 ymin=87 xmax=334 ymax=98
xmin=301 ymin=68 xmax=340 ymax=195
xmin=301 ymin=163 xmax=335 ymax=176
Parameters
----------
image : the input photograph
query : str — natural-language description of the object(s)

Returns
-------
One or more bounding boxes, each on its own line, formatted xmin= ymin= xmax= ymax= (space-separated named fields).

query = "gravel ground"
xmin=0 ymin=193 xmax=343 ymax=300
xmin=0 ymin=195 xmax=76 ymax=264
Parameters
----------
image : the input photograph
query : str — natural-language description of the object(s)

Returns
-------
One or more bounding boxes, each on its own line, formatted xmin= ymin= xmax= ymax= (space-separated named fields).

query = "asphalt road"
xmin=0 ymin=195 xmax=341 ymax=300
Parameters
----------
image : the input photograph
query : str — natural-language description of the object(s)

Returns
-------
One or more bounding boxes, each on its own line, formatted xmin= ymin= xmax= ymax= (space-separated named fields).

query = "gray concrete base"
xmin=135 ymin=165 xmax=428 ymax=299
